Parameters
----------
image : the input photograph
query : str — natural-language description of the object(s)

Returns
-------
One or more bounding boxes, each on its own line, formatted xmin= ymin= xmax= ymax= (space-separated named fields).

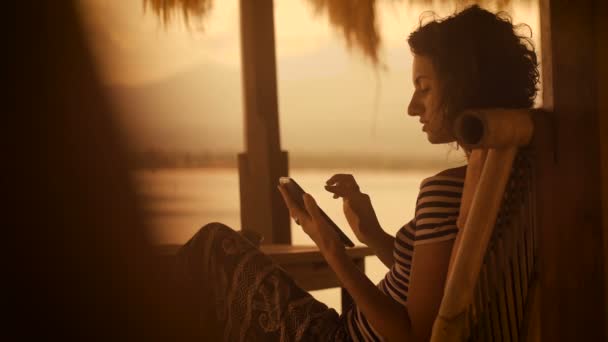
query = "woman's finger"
xmin=325 ymin=184 xmax=359 ymax=198
xmin=324 ymin=185 xmax=348 ymax=198
xmin=277 ymin=185 xmax=308 ymax=220
xmin=277 ymin=185 xmax=293 ymax=212
xmin=325 ymin=173 xmax=355 ymax=186
xmin=302 ymin=193 xmax=323 ymax=222
xmin=326 ymin=174 xmax=360 ymax=193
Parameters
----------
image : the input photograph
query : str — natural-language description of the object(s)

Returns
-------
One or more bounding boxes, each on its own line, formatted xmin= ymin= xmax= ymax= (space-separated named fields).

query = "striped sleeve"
xmin=413 ymin=175 xmax=464 ymax=246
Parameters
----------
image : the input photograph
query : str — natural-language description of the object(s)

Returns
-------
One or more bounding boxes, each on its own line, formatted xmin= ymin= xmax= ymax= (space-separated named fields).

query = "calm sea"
xmin=134 ymin=167 xmax=440 ymax=313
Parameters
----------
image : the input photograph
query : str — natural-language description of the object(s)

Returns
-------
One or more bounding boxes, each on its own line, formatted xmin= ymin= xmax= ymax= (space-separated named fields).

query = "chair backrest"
xmin=430 ymin=109 xmax=538 ymax=342
xmin=464 ymin=149 xmax=538 ymax=341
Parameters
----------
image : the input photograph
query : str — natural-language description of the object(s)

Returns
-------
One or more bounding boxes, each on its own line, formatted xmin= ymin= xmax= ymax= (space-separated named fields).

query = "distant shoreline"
xmin=130 ymin=161 xmax=464 ymax=172
xmin=128 ymin=150 xmax=466 ymax=171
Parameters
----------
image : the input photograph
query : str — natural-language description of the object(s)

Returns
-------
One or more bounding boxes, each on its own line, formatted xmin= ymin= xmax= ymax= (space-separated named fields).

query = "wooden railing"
xmin=157 ymin=243 xmax=374 ymax=312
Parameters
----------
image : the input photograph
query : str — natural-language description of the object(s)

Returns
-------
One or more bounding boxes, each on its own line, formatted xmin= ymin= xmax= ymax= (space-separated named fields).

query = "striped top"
xmin=345 ymin=173 xmax=465 ymax=341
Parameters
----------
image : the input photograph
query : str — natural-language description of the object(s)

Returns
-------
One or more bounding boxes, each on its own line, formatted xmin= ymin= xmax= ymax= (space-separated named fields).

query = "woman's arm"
xmin=324 ymin=174 xmax=396 ymax=268
xmin=322 ymin=244 xmax=419 ymax=341
xmin=365 ymin=228 xmax=396 ymax=268
xmin=342 ymin=195 xmax=395 ymax=268
xmin=325 ymin=233 xmax=455 ymax=341
xmin=278 ymin=185 xmax=417 ymax=340
xmin=323 ymin=226 xmax=455 ymax=341
xmin=406 ymin=239 xmax=455 ymax=340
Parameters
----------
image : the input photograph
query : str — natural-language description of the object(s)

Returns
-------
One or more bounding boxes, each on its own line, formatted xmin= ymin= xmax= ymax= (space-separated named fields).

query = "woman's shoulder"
xmin=435 ymin=165 xmax=467 ymax=178
xmin=413 ymin=166 xmax=466 ymax=246
xmin=420 ymin=165 xmax=466 ymax=189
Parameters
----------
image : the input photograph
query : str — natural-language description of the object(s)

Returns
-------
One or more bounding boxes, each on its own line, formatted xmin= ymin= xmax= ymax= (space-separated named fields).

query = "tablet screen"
xmin=279 ymin=177 xmax=355 ymax=247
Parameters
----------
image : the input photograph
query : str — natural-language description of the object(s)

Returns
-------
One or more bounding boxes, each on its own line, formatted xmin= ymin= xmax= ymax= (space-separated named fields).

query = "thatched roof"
xmin=143 ymin=0 xmax=213 ymax=27
xmin=143 ymin=0 xmax=527 ymax=66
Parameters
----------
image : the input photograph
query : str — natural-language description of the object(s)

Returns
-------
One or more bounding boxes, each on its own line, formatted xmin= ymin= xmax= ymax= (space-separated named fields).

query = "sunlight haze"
xmin=79 ymin=0 xmax=539 ymax=168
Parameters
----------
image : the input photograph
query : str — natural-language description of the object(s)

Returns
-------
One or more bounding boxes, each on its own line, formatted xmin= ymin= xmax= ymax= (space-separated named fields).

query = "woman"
xmin=176 ymin=5 xmax=539 ymax=341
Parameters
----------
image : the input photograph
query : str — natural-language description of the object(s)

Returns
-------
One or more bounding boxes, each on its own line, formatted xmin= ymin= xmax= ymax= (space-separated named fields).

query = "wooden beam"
xmin=238 ymin=0 xmax=290 ymax=243
xmin=538 ymin=1 xmax=606 ymax=340
xmin=596 ymin=0 xmax=608 ymax=337
xmin=156 ymin=244 xmax=373 ymax=293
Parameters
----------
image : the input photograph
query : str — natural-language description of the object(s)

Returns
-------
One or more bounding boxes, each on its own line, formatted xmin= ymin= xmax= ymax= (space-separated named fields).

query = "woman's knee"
xmin=196 ymin=222 xmax=236 ymax=237
xmin=179 ymin=222 xmax=236 ymax=254
xmin=190 ymin=222 xmax=263 ymax=248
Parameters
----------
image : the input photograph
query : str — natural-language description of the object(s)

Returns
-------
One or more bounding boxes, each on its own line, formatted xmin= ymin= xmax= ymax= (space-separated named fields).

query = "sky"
xmin=77 ymin=0 xmax=541 ymax=167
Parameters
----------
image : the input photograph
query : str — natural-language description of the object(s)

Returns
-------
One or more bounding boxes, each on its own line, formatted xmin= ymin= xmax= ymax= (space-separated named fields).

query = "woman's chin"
xmin=426 ymin=134 xmax=455 ymax=144
xmin=426 ymin=134 xmax=442 ymax=144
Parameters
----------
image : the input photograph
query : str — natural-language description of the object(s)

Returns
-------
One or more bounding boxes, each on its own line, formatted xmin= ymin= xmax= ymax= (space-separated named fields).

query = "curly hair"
xmin=407 ymin=5 xmax=539 ymax=125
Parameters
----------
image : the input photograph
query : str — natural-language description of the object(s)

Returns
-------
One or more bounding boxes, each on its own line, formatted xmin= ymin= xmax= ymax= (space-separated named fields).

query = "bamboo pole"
xmin=431 ymin=147 xmax=518 ymax=342
xmin=431 ymin=109 xmax=533 ymax=341
xmin=454 ymin=109 xmax=533 ymax=149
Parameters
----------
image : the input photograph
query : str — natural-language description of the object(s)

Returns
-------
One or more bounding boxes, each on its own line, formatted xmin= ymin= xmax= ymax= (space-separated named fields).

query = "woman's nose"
xmin=407 ymin=95 xmax=421 ymax=117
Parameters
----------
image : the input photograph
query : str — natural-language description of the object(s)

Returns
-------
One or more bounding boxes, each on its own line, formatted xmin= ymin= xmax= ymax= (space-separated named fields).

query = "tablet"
xmin=279 ymin=177 xmax=355 ymax=247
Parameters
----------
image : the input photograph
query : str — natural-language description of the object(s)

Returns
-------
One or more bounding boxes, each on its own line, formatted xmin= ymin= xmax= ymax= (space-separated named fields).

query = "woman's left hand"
xmin=277 ymin=184 xmax=343 ymax=253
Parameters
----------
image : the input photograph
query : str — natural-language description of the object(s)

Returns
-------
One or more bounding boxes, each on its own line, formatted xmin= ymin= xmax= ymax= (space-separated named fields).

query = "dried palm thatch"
xmin=305 ymin=0 xmax=382 ymax=65
xmin=143 ymin=0 xmax=213 ymax=27
xmin=143 ymin=0 xmax=526 ymax=66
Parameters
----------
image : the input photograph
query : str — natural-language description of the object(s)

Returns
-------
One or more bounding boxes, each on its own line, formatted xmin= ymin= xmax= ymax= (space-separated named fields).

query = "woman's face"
xmin=407 ymin=54 xmax=454 ymax=144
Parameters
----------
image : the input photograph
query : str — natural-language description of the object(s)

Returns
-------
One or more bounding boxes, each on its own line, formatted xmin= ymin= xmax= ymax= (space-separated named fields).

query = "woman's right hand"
xmin=325 ymin=174 xmax=383 ymax=246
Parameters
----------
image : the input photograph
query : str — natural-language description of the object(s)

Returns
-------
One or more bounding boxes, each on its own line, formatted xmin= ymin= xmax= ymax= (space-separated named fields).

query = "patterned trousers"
xmin=175 ymin=222 xmax=352 ymax=342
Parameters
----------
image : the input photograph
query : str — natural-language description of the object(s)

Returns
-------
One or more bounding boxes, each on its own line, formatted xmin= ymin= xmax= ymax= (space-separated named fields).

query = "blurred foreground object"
xmin=11 ymin=1 xmax=207 ymax=340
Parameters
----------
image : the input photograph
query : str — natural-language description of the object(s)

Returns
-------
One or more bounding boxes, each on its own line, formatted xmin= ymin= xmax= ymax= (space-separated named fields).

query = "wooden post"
xmin=238 ymin=0 xmax=290 ymax=244
xmin=596 ymin=0 xmax=608 ymax=338
xmin=538 ymin=0 xmax=606 ymax=340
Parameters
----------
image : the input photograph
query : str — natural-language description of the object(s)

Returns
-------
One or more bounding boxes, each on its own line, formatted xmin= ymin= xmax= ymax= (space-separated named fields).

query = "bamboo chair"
xmin=431 ymin=109 xmax=538 ymax=342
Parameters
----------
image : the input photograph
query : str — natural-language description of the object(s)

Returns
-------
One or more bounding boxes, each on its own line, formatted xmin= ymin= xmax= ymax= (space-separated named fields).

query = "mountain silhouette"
xmin=106 ymin=49 xmax=463 ymax=168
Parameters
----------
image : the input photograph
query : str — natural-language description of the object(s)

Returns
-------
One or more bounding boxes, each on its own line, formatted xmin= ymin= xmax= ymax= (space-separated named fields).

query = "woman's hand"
xmin=277 ymin=184 xmax=343 ymax=253
xmin=324 ymin=174 xmax=383 ymax=247
xmin=280 ymin=183 xmax=413 ymax=341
